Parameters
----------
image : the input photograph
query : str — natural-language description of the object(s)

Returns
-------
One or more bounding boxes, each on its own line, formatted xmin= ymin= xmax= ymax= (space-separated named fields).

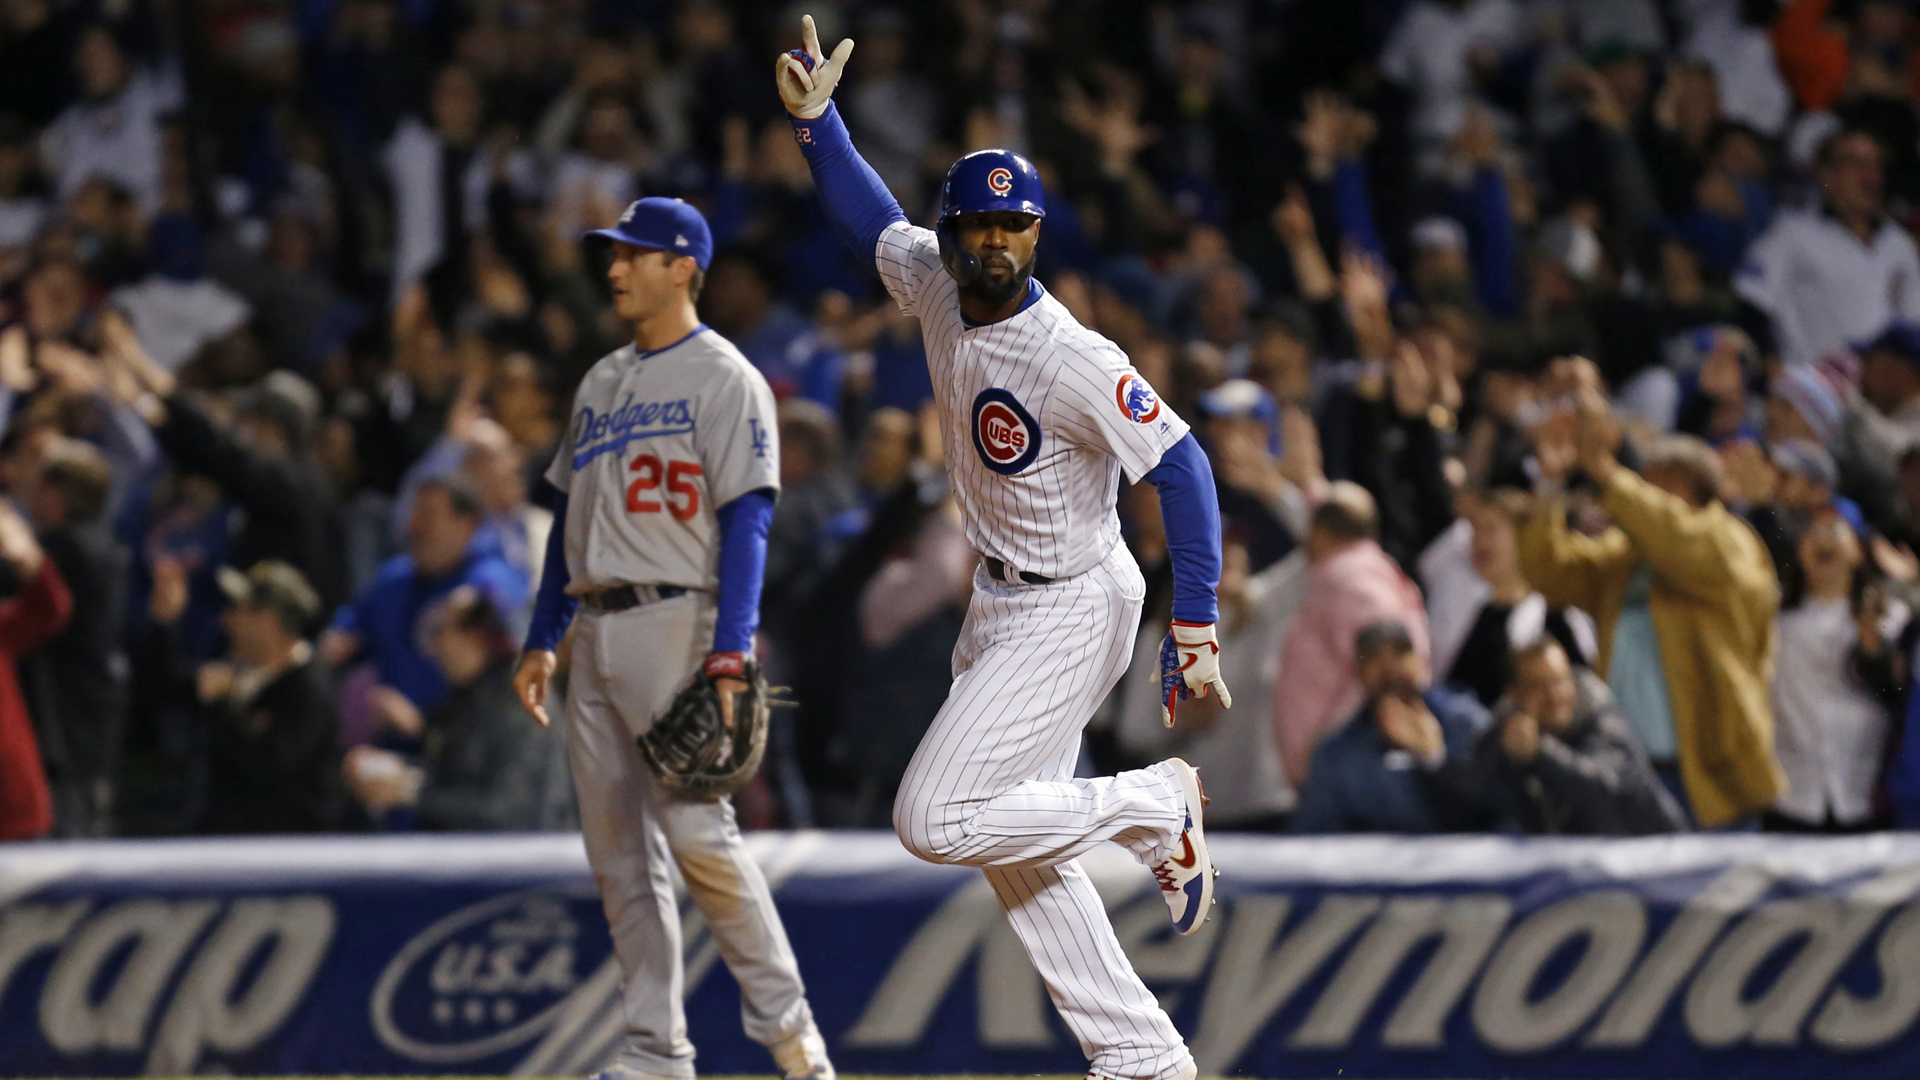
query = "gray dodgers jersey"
xmin=875 ymin=222 xmax=1190 ymax=580
xmin=546 ymin=328 xmax=780 ymax=591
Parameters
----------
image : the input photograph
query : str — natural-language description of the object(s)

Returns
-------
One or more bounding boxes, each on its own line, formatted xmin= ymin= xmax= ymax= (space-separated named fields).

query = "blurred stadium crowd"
xmin=10 ymin=0 xmax=1920 ymax=840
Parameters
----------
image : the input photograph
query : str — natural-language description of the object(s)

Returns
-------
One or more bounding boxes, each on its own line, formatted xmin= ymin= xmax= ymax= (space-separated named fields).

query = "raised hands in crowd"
xmin=8 ymin=0 xmax=1920 ymax=845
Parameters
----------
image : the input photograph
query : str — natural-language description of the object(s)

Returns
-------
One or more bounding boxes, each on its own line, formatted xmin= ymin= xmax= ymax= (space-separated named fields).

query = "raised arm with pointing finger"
xmin=773 ymin=14 xmax=1230 ymax=1080
xmin=771 ymin=12 xmax=1221 ymax=722
xmin=776 ymin=17 xmax=909 ymax=262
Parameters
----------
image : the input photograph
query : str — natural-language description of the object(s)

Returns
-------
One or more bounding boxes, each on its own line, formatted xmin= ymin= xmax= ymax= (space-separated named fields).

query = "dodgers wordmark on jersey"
xmin=874 ymin=222 xmax=1190 ymax=579
xmin=546 ymin=327 xmax=781 ymax=591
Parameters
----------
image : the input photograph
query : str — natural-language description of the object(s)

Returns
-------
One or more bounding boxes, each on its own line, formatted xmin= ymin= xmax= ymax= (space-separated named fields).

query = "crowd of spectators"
xmin=13 ymin=0 xmax=1920 ymax=840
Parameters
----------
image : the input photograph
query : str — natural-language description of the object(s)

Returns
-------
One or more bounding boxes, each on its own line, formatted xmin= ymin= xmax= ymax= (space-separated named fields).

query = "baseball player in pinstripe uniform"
xmin=513 ymin=197 xmax=834 ymax=1080
xmin=778 ymin=18 xmax=1230 ymax=1080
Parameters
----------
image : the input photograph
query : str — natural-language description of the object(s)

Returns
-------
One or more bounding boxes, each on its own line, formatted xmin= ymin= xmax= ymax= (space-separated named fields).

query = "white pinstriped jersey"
xmin=545 ymin=329 xmax=780 ymax=592
xmin=875 ymin=222 xmax=1189 ymax=580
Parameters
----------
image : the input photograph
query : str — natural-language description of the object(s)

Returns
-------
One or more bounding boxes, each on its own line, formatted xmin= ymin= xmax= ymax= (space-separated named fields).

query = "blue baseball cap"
xmin=1200 ymin=378 xmax=1282 ymax=455
xmin=1855 ymin=320 xmax=1920 ymax=367
xmin=585 ymin=197 xmax=713 ymax=271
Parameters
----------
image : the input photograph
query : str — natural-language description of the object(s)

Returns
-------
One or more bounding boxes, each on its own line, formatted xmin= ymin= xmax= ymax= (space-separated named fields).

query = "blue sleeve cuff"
xmin=1143 ymin=434 xmax=1222 ymax=625
xmin=790 ymin=103 xmax=909 ymax=259
xmin=713 ymin=489 xmax=776 ymax=655
xmin=523 ymin=492 xmax=577 ymax=653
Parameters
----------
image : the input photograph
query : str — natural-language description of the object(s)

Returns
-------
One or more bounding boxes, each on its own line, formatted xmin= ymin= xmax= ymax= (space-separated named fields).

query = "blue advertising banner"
xmin=3 ymin=833 xmax=1920 ymax=1078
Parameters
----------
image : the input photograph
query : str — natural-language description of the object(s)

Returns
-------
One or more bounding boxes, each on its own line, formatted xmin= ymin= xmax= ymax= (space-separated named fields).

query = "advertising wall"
xmin=2 ymin=832 xmax=1919 ymax=1078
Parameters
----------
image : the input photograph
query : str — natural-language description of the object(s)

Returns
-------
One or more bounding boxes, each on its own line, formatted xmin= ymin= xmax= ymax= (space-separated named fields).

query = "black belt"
xmin=984 ymin=557 xmax=1053 ymax=585
xmin=580 ymin=583 xmax=687 ymax=613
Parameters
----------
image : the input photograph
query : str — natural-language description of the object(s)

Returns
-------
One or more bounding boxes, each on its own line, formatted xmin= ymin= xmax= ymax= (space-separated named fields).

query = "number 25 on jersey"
xmin=627 ymin=454 xmax=703 ymax=520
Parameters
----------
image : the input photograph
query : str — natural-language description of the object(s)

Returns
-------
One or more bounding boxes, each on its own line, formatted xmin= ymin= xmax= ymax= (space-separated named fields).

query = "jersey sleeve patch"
xmin=971 ymin=388 xmax=1042 ymax=475
xmin=1116 ymin=373 xmax=1164 ymax=424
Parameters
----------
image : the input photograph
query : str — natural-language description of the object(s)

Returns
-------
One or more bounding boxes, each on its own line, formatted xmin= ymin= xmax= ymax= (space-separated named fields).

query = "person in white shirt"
xmin=1736 ymin=129 xmax=1920 ymax=367
xmin=1680 ymin=0 xmax=1791 ymax=137
xmin=1768 ymin=514 xmax=1908 ymax=831
xmin=1841 ymin=321 xmax=1920 ymax=512
xmin=39 ymin=25 xmax=182 ymax=215
xmin=109 ymin=215 xmax=251 ymax=372
xmin=1378 ymin=0 xmax=1523 ymax=174
xmin=0 ymin=122 xmax=48 ymax=266
xmin=382 ymin=64 xmax=488 ymax=304
xmin=1429 ymin=489 xmax=1597 ymax=709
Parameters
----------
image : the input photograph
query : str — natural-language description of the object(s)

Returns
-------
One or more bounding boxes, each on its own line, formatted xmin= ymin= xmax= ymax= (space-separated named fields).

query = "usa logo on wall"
xmin=1116 ymin=373 xmax=1162 ymax=424
xmin=971 ymin=388 xmax=1042 ymax=475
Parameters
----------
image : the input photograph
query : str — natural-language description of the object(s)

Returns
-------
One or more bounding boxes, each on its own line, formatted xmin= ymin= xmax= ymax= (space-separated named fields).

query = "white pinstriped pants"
xmin=568 ymin=594 xmax=815 ymax=1076
xmin=893 ymin=541 xmax=1195 ymax=1080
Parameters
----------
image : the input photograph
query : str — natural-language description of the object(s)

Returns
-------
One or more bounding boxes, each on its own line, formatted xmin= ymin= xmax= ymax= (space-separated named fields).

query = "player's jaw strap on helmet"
xmin=937 ymin=148 xmax=1046 ymax=285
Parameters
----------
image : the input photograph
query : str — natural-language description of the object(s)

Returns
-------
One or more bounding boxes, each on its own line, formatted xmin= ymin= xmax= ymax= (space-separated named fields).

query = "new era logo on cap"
xmin=675 ymin=235 xmax=688 ymax=248
xmin=619 ymin=203 xmax=637 ymax=223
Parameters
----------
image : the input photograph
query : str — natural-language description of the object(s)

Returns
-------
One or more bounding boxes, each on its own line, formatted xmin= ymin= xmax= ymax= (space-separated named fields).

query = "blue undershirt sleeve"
xmin=712 ymin=488 xmax=776 ymax=655
xmin=1143 ymin=434 xmax=1222 ymax=625
xmin=1332 ymin=159 xmax=1387 ymax=263
xmin=523 ymin=492 xmax=577 ymax=653
xmin=1471 ymin=164 xmax=1520 ymax=320
xmin=789 ymin=103 xmax=909 ymax=258
xmin=708 ymin=176 xmax=753 ymax=249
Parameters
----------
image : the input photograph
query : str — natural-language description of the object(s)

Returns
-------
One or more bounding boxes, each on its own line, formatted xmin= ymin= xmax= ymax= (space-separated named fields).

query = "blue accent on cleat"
xmin=1175 ymin=875 xmax=1205 ymax=933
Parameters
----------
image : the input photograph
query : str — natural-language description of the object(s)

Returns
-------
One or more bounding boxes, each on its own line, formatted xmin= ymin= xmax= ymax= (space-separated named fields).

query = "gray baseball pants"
xmin=567 ymin=593 xmax=815 ymax=1076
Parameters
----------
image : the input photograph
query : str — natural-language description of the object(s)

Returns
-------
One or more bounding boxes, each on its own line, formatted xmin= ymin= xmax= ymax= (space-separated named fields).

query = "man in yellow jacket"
xmin=1518 ymin=391 xmax=1784 ymax=829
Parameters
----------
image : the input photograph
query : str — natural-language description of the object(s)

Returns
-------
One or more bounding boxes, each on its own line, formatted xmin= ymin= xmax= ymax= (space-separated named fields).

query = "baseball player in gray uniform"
xmin=778 ymin=17 xmax=1231 ymax=1080
xmin=514 ymin=197 xmax=833 ymax=1080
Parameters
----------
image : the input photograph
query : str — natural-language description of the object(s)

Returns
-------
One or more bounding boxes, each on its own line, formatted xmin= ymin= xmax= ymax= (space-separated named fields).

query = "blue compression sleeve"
xmin=1144 ymin=434 xmax=1222 ymax=625
xmin=712 ymin=489 xmax=775 ymax=655
xmin=1332 ymin=159 xmax=1387 ymax=262
xmin=523 ymin=493 xmax=577 ymax=653
xmin=1471 ymin=164 xmax=1520 ymax=319
xmin=790 ymin=103 xmax=909 ymax=258
xmin=1331 ymin=158 xmax=1416 ymax=307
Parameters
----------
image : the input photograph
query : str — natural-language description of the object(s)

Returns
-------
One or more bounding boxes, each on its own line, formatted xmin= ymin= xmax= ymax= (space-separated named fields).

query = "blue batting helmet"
xmin=937 ymin=149 xmax=1045 ymax=284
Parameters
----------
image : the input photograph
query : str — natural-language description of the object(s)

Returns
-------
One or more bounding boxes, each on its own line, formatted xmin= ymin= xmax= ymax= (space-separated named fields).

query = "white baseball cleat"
xmin=771 ymin=1022 xmax=836 ymax=1080
xmin=1152 ymin=757 xmax=1216 ymax=936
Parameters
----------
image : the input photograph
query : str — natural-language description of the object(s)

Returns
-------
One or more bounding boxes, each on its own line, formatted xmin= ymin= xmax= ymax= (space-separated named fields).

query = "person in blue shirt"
xmin=1292 ymin=619 xmax=1502 ymax=834
xmin=319 ymin=475 xmax=527 ymax=723
xmin=702 ymin=248 xmax=844 ymax=410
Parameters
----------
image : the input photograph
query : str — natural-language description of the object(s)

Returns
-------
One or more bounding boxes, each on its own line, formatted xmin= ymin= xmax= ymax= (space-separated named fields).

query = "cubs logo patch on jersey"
xmin=971 ymin=388 xmax=1042 ymax=475
xmin=1116 ymin=373 xmax=1163 ymax=424
xmin=875 ymin=222 xmax=1192 ymax=579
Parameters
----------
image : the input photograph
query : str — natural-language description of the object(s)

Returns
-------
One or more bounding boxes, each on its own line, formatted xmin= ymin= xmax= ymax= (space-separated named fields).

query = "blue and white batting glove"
xmin=1159 ymin=621 xmax=1232 ymax=727
xmin=775 ymin=14 xmax=855 ymax=120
